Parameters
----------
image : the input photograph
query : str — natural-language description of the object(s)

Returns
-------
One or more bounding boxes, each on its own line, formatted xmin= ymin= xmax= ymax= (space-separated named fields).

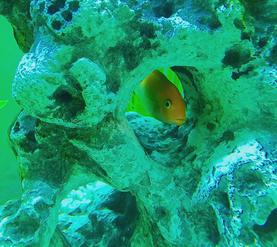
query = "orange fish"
xmin=127 ymin=70 xmax=186 ymax=126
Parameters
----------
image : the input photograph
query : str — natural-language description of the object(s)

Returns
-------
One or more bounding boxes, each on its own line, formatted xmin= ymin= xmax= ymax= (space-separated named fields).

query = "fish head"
xmin=158 ymin=84 xmax=186 ymax=126
xmin=142 ymin=69 xmax=186 ymax=126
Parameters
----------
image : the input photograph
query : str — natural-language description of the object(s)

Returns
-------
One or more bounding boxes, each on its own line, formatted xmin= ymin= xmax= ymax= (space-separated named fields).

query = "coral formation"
xmin=0 ymin=0 xmax=276 ymax=246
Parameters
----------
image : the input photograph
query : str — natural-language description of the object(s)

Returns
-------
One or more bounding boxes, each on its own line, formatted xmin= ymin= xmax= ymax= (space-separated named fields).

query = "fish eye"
xmin=164 ymin=99 xmax=172 ymax=109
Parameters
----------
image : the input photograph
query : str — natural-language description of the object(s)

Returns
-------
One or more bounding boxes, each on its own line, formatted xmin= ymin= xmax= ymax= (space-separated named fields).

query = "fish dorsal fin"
xmin=157 ymin=68 xmax=184 ymax=97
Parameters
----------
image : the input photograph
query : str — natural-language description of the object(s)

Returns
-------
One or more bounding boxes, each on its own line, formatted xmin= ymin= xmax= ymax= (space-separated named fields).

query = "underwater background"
xmin=0 ymin=16 xmax=22 ymax=204
xmin=0 ymin=0 xmax=276 ymax=246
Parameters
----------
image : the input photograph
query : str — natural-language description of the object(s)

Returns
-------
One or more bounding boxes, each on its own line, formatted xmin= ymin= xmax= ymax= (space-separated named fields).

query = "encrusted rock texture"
xmin=0 ymin=0 xmax=276 ymax=246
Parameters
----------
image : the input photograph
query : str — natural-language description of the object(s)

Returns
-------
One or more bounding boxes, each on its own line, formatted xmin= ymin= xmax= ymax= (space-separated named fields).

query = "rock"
xmin=0 ymin=0 xmax=276 ymax=246
xmin=58 ymin=182 xmax=138 ymax=247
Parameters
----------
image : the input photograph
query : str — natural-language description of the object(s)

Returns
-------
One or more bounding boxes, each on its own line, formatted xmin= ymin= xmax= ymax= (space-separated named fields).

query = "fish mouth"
xmin=174 ymin=118 xmax=186 ymax=126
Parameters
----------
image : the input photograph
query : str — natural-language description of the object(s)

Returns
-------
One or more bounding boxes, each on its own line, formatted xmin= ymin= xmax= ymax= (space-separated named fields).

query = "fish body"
xmin=158 ymin=67 xmax=184 ymax=97
xmin=127 ymin=69 xmax=186 ymax=126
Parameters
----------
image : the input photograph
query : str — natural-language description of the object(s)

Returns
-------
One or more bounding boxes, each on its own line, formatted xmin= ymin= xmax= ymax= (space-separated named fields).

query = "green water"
xmin=0 ymin=16 xmax=23 ymax=204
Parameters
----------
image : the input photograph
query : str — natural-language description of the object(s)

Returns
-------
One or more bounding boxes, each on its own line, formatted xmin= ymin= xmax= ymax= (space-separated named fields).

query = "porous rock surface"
xmin=0 ymin=0 xmax=276 ymax=246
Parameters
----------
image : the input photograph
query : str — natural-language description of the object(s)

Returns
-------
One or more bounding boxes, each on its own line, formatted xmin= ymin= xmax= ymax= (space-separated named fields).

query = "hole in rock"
xmin=19 ymin=131 xmax=38 ymax=153
xmin=6 ymin=211 xmax=40 ymax=239
xmin=155 ymin=207 xmax=167 ymax=218
xmin=25 ymin=132 xmax=38 ymax=152
xmin=231 ymin=65 xmax=253 ymax=80
xmin=125 ymin=67 xmax=187 ymax=126
xmin=222 ymin=45 xmax=252 ymax=68
xmin=241 ymin=31 xmax=251 ymax=40
xmin=233 ymin=163 xmax=267 ymax=196
xmin=125 ymin=66 xmax=202 ymax=166
xmin=206 ymin=122 xmax=216 ymax=131
xmin=221 ymin=130 xmax=235 ymax=142
xmin=47 ymin=0 xmax=66 ymax=14
xmin=258 ymin=37 xmax=268 ymax=48
xmin=139 ymin=22 xmax=156 ymax=39
xmin=153 ymin=1 xmax=175 ymax=18
xmin=204 ymin=206 xmax=221 ymax=245
xmin=69 ymin=1 xmax=80 ymax=12
xmin=53 ymin=89 xmax=73 ymax=104
xmin=57 ymin=181 xmax=139 ymax=246
xmin=14 ymin=121 xmax=20 ymax=133
xmin=198 ymin=15 xmax=222 ymax=30
xmin=52 ymin=87 xmax=86 ymax=119
xmin=48 ymin=4 xmax=59 ymax=14
xmin=212 ymin=191 xmax=231 ymax=212
xmin=240 ymin=0 xmax=268 ymax=20
xmin=253 ymin=208 xmax=277 ymax=236
xmin=62 ymin=10 xmax=73 ymax=22
xmin=52 ymin=20 xmax=62 ymax=30
xmin=233 ymin=18 xmax=245 ymax=30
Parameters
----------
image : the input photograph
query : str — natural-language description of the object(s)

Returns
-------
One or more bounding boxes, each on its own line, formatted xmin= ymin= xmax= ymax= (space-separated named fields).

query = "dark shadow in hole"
xmin=52 ymin=20 xmax=62 ymax=30
xmin=14 ymin=121 xmax=20 ymax=133
xmin=253 ymin=208 xmax=277 ymax=234
xmin=62 ymin=10 xmax=73 ymax=22
xmin=231 ymin=65 xmax=254 ymax=80
xmin=222 ymin=45 xmax=252 ymax=68
xmin=52 ymin=87 xmax=86 ymax=119
xmin=47 ymin=0 xmax=66 ymax=15
xmin=69 ymin=1 xmax=80 ymax=12
xmin=153 ymin=1 xmax=175 ymax=18
xmin=54 ymin=89 xmax=73 ymax=104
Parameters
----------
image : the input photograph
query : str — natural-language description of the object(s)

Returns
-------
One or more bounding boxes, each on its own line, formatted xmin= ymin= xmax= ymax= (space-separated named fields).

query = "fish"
xmin=158 ymin=67 xmax=184 ymax=97
xmin=127 ymin=69 xmax=186 ymax=126
xmin=0 ymin=100 xmax=7 ymax=109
